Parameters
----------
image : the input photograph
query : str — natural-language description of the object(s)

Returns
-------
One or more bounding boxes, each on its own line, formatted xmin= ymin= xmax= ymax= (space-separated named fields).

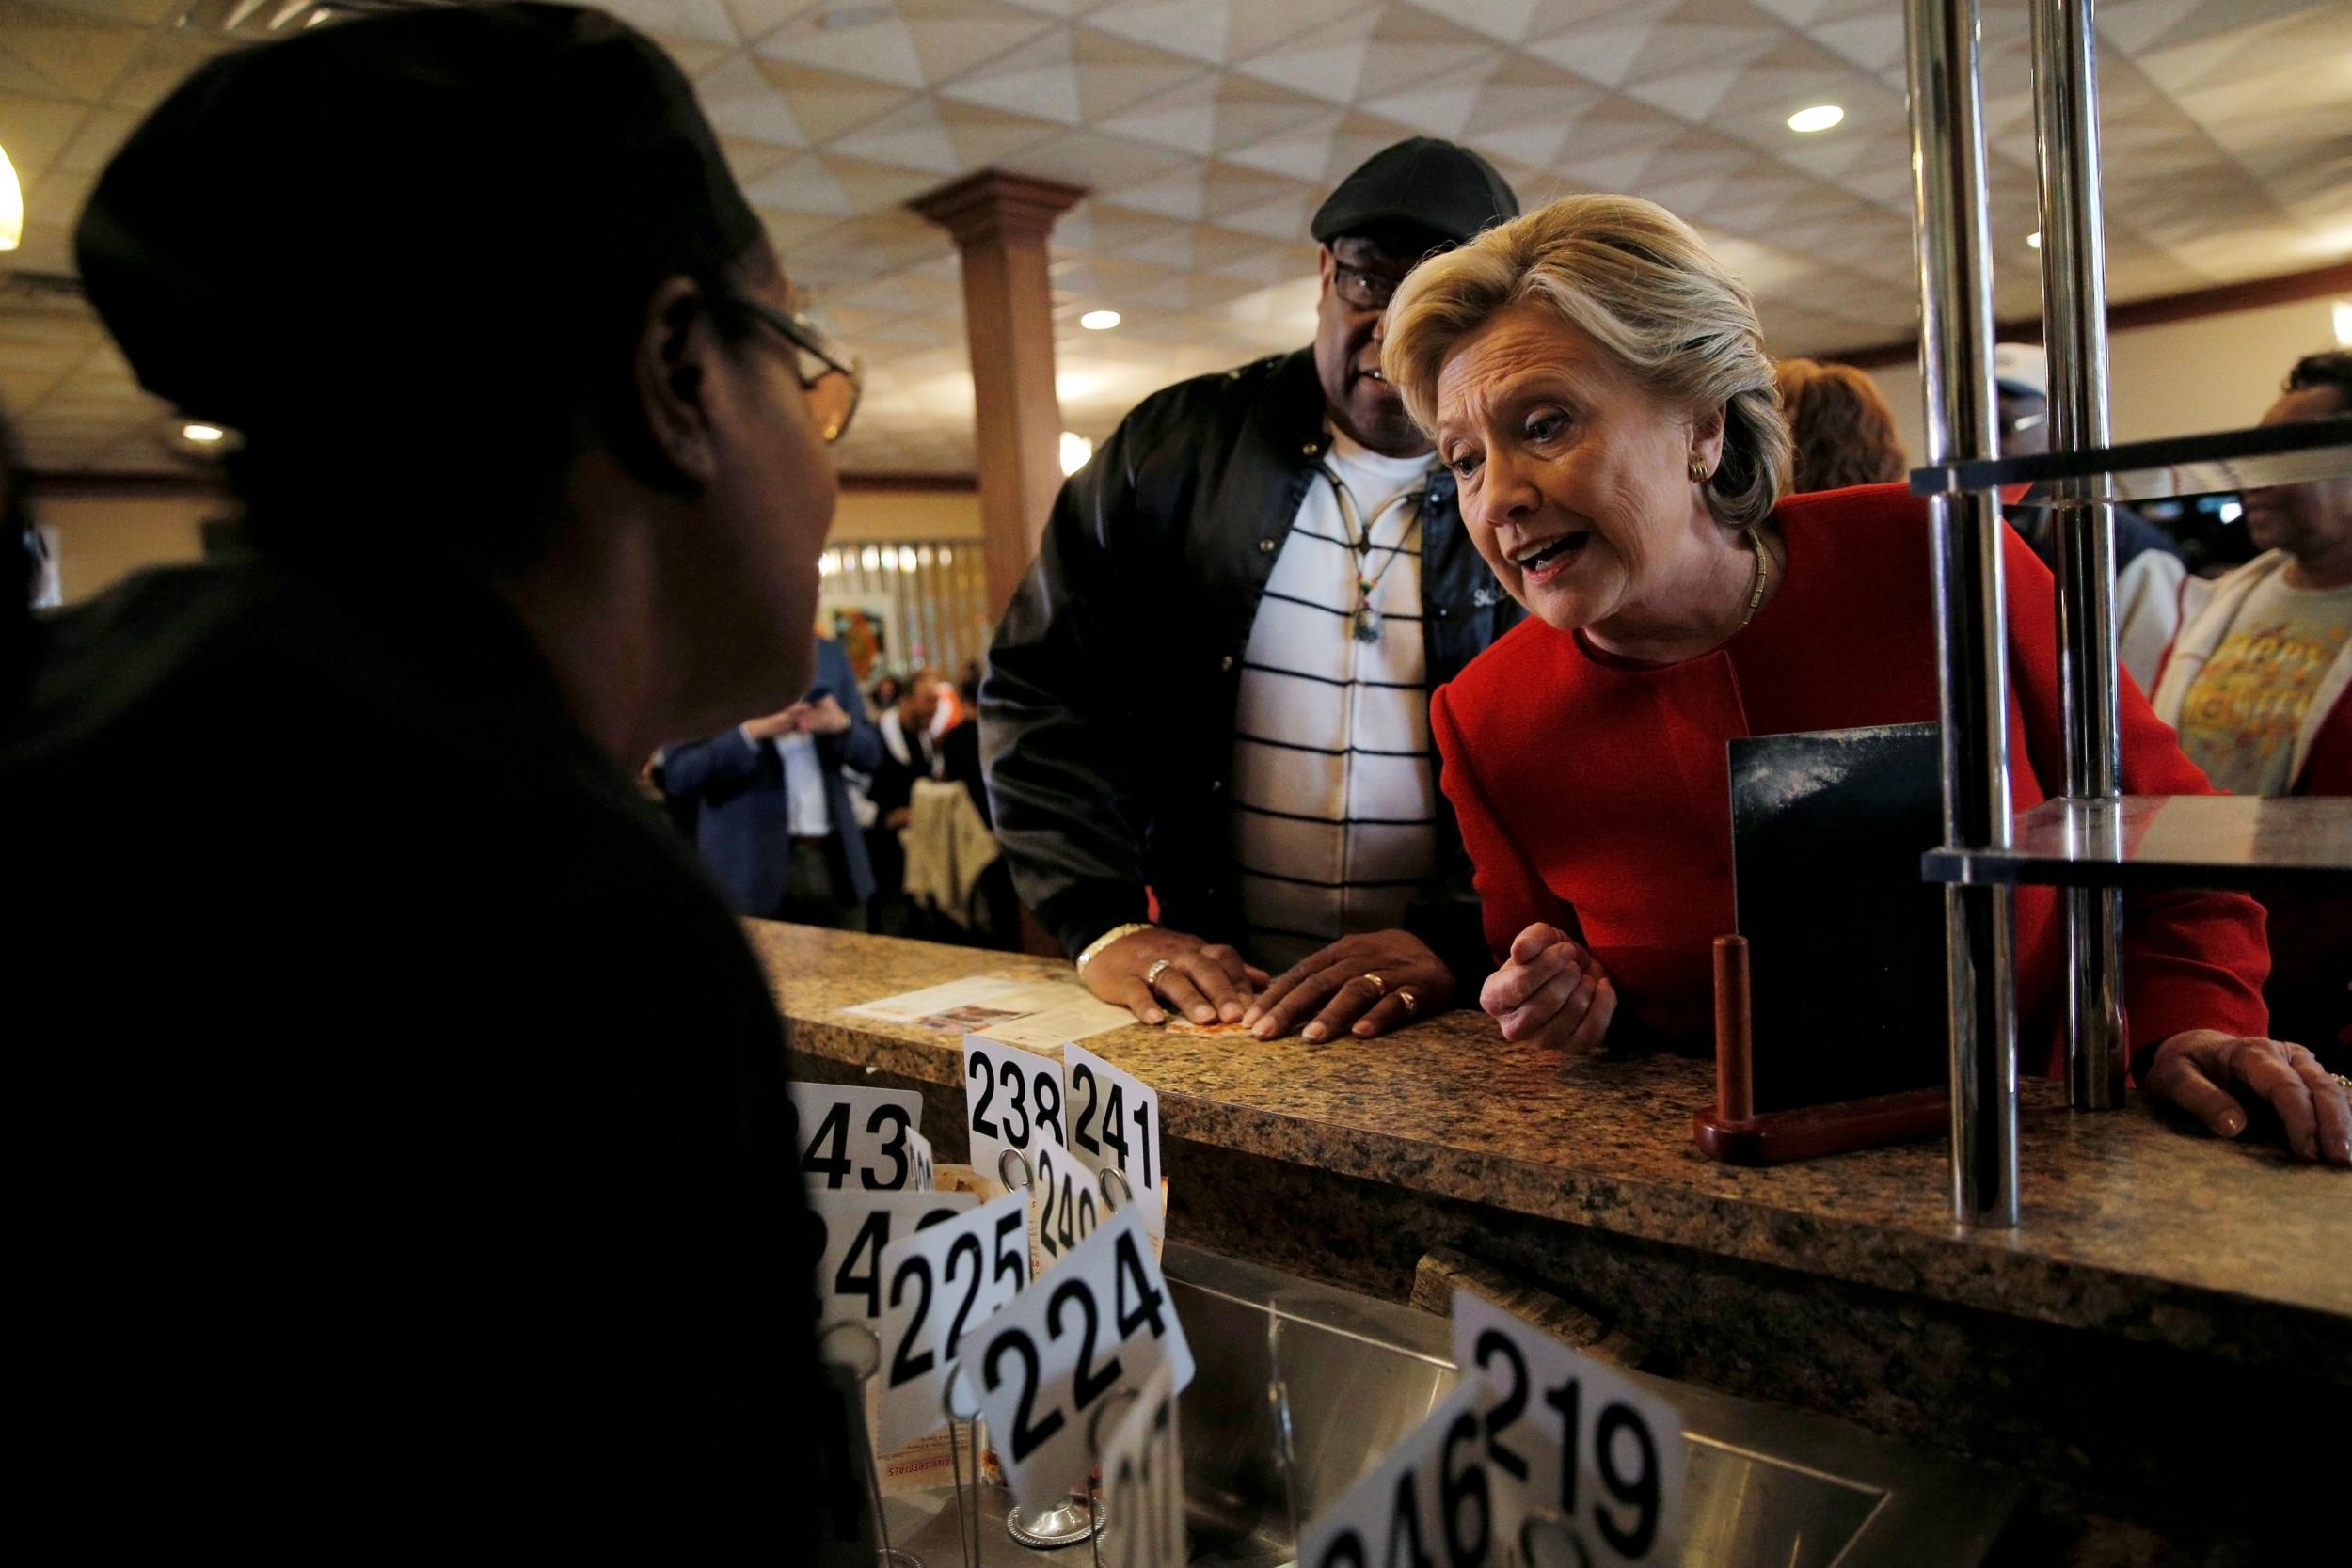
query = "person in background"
xmin=1382 ymin=193 xmax=2342 ymax=1165
xmin=869 ymin=671 xmax=903 ymax=712
xmin=1994 ymin=341 xmax=2186 ymax=690
xmin=866 ymin=668 xmax=944 ymax=934
xmin=4 ymin=5 xmax=870 ymax=1552
xmin=872 ymin=666 xmax=946 ymax=826
xmin=1772 ymin=356 xmax=1907 ymax=491
xmin=658 ymin=634 xmax=883 ymax=929
xmin=985 ymin=138 xmax=1522 ymax=1041
xmin=2152 ymin=351 xmax=2352 ymax=1060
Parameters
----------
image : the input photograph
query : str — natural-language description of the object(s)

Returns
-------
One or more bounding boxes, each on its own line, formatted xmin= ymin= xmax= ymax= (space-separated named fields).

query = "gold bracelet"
xmin=1075 ymin=921 xmax=1154 ymax=976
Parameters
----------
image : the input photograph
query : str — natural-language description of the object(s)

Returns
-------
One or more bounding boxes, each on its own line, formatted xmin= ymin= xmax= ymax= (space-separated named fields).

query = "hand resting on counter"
xmin=1484 ymin=923 xmax=2351 ymax=1166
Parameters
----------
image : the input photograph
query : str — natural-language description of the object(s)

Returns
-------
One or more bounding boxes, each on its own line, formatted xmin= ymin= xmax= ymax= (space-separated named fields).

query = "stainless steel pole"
xmin=2031 ymin=0 xmax=2128 ymax=1111
xmin=1906 ymin=0 xmax=2021 ymax=1227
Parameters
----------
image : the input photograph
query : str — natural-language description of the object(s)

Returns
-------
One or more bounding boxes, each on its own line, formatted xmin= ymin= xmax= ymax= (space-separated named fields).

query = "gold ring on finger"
xmin=1362 ymin=973 xmax=1386 ymax=997
xmin=2333 ymin=1073 xmax=2352 ymax=1091
xmin=1143 ymin=958 xmax=1174 ymax=990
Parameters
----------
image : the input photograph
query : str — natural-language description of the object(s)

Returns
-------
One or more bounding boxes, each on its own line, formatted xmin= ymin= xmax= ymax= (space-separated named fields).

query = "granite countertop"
xmin=744 ymin=922 xmax=2350 ymax=1373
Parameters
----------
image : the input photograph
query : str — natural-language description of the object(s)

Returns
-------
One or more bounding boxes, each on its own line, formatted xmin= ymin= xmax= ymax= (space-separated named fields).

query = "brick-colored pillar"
xmin=909 ymin=170 xmax=1087 ymax=620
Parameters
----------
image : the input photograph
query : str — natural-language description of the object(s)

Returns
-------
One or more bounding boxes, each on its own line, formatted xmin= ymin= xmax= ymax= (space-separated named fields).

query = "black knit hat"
xmin=1311 ymin=137 xmax=1519 ymax=248
xmin=75 ymin=2 xmax=762 ymax=436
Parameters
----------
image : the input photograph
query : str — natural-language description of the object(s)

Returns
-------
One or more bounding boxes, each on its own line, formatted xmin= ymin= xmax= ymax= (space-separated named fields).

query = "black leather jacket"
xmin=980 ymin=347 xmax=1523 ymax=985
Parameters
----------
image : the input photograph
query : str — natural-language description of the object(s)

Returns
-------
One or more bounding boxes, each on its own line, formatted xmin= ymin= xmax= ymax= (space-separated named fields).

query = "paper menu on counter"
xmin=842 ymin=974 xmax=1128 ymax=1044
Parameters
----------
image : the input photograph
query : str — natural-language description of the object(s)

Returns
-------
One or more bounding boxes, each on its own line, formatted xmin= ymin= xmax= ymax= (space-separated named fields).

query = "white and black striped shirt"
xmin=1230 ymin=431 xmax=1439 ymax=972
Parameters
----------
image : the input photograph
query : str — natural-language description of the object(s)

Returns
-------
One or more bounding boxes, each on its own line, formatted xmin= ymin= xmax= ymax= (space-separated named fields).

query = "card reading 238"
xmin=962 ymin=1036 xmax=1101 ymax=1265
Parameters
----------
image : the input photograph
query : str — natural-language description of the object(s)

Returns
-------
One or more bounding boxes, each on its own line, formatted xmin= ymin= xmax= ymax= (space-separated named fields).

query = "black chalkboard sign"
xmin=1729 ymin=723 xmax=1947 ymax=1114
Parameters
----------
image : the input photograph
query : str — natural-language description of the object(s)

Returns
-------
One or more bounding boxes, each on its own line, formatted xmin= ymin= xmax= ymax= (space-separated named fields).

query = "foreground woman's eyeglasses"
xmin=733 ymin=293 xmax=863 ymax=444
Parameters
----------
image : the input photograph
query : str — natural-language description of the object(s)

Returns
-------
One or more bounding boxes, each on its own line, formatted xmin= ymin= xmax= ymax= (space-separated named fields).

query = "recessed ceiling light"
xmin=1787 ymin=104 xmax=1844 ymax=134
xmin=809 ymin=4 xmax=892 ymax=31
xmin=2026 ymin=231 xmax=2042 ymax=249
xmin=1080 ymin=309 xmax=1120 ymax=331
xmin=183 ymin=423 xmax=226 ymax=443
xmin=2332 ymin=299 xmax=2351 ymax=346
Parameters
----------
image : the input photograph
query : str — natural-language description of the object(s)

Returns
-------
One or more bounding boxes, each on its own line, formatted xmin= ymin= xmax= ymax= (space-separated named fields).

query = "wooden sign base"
xmin=1692 ymin=934 xmax=1948 ymax=1166
xmin=1692 ymin=1087 xmax=1948 ymax=1165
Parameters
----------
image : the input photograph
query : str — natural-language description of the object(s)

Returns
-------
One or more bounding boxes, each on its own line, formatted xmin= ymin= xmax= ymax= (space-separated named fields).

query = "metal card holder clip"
xmin=818 ymin=1321 xmax=923 ymax=1568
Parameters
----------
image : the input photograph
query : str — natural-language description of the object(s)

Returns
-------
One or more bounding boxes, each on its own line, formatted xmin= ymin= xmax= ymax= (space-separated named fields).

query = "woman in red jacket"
xmin=1380 ymin=194 xmax=2346 ymax=1165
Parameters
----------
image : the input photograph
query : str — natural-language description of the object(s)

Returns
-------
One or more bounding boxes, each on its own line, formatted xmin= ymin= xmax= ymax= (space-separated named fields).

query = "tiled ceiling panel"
xmin=1 ymin=0 xmax=2346 ymax=475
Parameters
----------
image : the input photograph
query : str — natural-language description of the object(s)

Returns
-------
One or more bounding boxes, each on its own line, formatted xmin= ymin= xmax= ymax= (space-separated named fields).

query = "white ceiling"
xmin=3 ymin=0 xmax=2347 ymax=476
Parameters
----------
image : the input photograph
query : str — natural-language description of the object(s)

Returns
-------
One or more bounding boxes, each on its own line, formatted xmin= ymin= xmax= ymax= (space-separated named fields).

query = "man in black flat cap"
xmin=5 ymin=5 xmax=865 ymax=1557
xmin=983 ymin=138 xmax=1523 ymax=1045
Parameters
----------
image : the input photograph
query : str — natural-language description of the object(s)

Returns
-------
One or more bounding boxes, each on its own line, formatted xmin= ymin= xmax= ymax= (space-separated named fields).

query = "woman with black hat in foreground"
xmin=6 ymin=5 xmax=866 ymax=1553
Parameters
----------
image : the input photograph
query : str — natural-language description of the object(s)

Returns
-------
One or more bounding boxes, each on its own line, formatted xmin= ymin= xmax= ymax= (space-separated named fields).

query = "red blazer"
xmin=1430 ymin=483 xmax=2270 ymax=1075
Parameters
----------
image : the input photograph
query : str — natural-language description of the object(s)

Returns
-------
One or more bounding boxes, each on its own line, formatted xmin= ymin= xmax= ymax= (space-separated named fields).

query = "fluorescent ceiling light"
xmin=1080 ymin=309 xmax=1120 ymax=330
xmin=0 ymin=140 xmax=22 ymax=252
xmin=183 ymin=423 xmax=226 ymax=442
xmin=2333 ymin=300 xmax=2352 ymax=347
xmin=1059 ymin=431 xmax=1094 ymax=476
xmin=1787 ymin=104 xmax=1844 ymax=134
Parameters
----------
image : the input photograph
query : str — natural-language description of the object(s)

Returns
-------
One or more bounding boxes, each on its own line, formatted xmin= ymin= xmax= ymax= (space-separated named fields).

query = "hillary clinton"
xmin=1381 ymin=195 xmax=2346 ymax=1166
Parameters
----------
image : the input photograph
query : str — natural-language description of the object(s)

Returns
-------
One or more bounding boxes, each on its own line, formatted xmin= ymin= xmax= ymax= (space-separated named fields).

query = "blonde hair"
xmin=1773 ymin=357 xmax=1908 ymax=491
xmin=1383 ymin=194 xmax=1790 ymax=531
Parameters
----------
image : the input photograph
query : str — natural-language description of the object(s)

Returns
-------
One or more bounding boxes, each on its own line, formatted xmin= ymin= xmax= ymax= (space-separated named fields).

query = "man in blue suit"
xmin=660 ymin=637 xmax=883 ymax=928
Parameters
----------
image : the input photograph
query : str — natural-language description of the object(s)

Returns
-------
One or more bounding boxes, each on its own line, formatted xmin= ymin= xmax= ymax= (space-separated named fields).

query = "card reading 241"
xmin=1062 ymin=1041 xmax=1165 ymax=1240
xmin=965 ymin=1205 xmax=1194 ymax=1513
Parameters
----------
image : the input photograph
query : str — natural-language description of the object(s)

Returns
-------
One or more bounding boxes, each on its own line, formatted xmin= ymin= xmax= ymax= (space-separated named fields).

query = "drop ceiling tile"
xmin=754 ymin=5 xmax=930 ymax=88
xmin=0 ymin=90 xmax=91 ymax=180
xmin=753 ymin=56 xmax=914 ymax=138
xmin=697 ymin=50 xmax=811 ymax=147
xmin=0 ymin=3 xmax=144 ymax=103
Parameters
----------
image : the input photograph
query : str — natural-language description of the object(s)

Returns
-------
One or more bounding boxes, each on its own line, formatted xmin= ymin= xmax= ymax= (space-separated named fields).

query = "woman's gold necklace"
xmin=1735 ymin=525 xmax=1770 ymax=631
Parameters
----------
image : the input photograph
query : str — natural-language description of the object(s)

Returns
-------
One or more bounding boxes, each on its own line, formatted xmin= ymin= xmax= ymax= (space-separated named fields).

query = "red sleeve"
xmin=1999 ymin=528 xmax=2271 ymax=1065
xmin=1430 ymin=681 xmax=1576 ymax=963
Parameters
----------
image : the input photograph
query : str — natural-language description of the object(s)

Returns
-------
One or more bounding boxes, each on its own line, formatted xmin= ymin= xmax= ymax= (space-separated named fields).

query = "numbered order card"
xmin=1098 ymin=1358 xmax=1184 ymax=1568
xmin=961 ymin=1037 xmax=1070 ymax=1190
xmin=1062 ymin=1042 xmax=1166 ymax=1240
xmin=1298 ymin=1377 xmax=1499 ymax=1568
xmin=789 ymin=1083 xmax=931 ymax=1193
xmin=808 ymin=1189 xmax=976 ymax=1327
xmin=966 ymin=1205 xmax=1195 ymax=1513
xmin=873 ymin=1188 xmax=1031 ymax=1454
xmin=1452 ymin=1291 xmax=1687 ymax=1568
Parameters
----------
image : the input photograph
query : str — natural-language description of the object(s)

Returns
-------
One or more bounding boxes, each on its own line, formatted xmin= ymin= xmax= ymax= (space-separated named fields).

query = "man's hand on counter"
xmin=1477 ymin=922 xmax=1614 ymax=1064
xmin=1084 ymin=927 xmax=1268 ymax=1028
xmin=1247 ymin=929 xmax=1457 ymax=1044
xmin=2144 ymin=1030 xmax=2352 ymax=1166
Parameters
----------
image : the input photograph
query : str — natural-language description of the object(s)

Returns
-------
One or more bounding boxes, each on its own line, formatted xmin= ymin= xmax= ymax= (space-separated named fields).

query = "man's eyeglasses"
xmin=733 ymin=293 xmax=863 ymax=444
xmin=1330 ymin=260 xmax=1406 ymax=312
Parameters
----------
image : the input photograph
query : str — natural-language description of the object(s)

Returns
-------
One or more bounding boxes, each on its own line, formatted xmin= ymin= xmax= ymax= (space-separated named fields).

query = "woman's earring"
xmin=1689 ymin=457 xmax=1709 ymax=483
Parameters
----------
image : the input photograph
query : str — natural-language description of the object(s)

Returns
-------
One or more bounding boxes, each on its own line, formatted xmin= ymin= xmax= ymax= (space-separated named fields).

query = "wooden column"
xmin=909 ymin=170 xmax=1086 ymax=619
